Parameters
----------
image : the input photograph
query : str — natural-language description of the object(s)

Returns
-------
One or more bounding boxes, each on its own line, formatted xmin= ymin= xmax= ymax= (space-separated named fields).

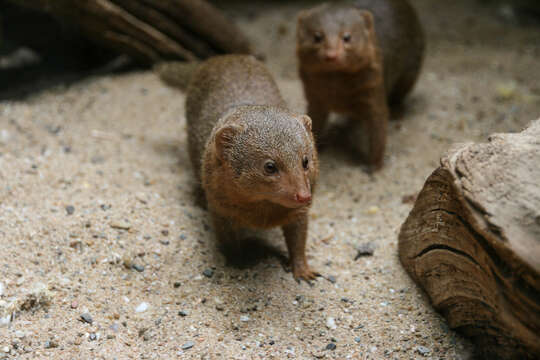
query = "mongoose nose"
xmin=295 ymin=192 xmax=312 ymax=204
xmin=324 ymin=51 xmax=339 ymax=61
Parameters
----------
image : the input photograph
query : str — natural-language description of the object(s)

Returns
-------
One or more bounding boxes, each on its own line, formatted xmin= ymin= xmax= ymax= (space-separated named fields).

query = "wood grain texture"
xmin=399 ymin=119 xmax=540 ymax=359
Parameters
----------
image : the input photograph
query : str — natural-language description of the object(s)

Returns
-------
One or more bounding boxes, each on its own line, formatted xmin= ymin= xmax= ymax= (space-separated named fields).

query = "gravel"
xmin=0 ymin=1 xmax=535 ymax=358
xmin=181 ymin=341 xmax=195 ymax=350
xmin=80 ymin=313 xmax=93 ymax=325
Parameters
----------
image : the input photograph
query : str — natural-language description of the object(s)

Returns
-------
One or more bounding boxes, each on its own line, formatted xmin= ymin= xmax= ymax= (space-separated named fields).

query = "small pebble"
xmin=326 ymin=317 xmax=337 ymax=330
xmin=326 ymin=343 xmax=337 ymax=350
xmin=202 ymin=268 xmax=214 ymax=278
xmin=354 ymin=242 xmax=375 ymax=260
xmin=181 ymin=341 xmax=194 ymax=350
xmin=0 ymin=315 xmax=11 ymax=326
xmin=110 ymin=220 xmax=131 ymax=230
xmin=417 ymin=346 xmax=431 ymax=356
xmin=89 ymin=333 xmax=97 ymax=341
xmin=80 ymin=313 xmax=93 ymax=324
xmin=366 ymin=205 xmax=379 ymax=215
xmin=326 ymin=275 xmax=336 ymax=284
xmin=135 ymin=302 xmax=149 ymax=313
xmin=173 ymin=282 xmax=181 ymax=288
xmin=240 ymin=315 xmax=250 ymax=322
xmin=215 ymin=297 xmax=224 ymax=311
xmin=65 ymin=205 xmax=75 ymax=215
xmin=161 ymin=229 xmax=169 ymax=236
xmin=178 ymin=310 xmax=188 ymax=317
xmin=44 ymin=340 xmax=58 ymax=349
xmin=132 ymin=264 xmax=145 ymax=272
xmin=354 ymin=337 xmax=361 ymax=343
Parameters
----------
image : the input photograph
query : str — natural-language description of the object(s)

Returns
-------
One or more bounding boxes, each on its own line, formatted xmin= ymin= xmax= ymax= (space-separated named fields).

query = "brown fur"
xmin=297 ymin=0 xmax=425 ymax=170
xmin=185 ymin=55 xmax=320 ymax=281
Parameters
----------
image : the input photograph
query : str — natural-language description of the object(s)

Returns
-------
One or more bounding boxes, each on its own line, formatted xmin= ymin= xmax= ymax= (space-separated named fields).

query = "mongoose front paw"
xmin=292 ymin=262 xmax=320 ymax=283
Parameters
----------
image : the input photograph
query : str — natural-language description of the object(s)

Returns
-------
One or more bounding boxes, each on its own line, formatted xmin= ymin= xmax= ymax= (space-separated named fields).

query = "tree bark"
xmin=399 ymin=119 xmax=540 ymax=359
xmin=7 ymin=0 xmax=252 ymax=64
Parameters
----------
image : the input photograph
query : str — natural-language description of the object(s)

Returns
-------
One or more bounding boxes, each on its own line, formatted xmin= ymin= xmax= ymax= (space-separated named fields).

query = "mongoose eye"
xmin=264 ymin=161 xmax=278 ymax=175
xmin=313 ymin=32 xmax=324 ymax=43
xmin=302 ymin=156 xmax=309 ymax=170
xmin=343 ymin=33 xmax=352 ymax=43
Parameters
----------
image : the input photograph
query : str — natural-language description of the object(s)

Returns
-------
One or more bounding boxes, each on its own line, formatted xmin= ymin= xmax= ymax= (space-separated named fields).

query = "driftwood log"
xmin=399 ymin=119 xmax=540 ymax=359
xmin=7 ymin=0 xmax=252 ymax=64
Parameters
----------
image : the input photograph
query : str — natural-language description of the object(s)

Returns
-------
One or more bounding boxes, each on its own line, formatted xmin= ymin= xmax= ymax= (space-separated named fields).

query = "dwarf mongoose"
xmin=297 ymin=0 xmax=424 ymax=170
xmin=185 ymin=55 xmax=320 ymax=281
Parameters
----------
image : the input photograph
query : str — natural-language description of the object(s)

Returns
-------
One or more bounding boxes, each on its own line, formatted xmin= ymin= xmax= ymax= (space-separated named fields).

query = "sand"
xmin=0 ymin=0 xmax=539 ymax=359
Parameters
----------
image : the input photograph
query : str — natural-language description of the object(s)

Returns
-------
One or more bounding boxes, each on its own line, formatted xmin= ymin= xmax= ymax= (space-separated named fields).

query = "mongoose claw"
xmin=292 ymin=265 xmax=321 ymax=284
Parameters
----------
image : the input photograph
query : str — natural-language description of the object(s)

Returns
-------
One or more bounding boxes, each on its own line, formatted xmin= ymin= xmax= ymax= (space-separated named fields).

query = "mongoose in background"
xmin=185 ymin=55 xmax=320 ymax=281
xmin=297 ymin=0 xmax=425 ymax=170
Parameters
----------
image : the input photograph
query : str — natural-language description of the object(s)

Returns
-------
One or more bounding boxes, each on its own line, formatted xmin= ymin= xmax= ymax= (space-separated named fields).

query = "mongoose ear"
xmin=299 ymin=115 xmax=313 ymax=133
xmin=297 ymin=9 xmax=310 ymax=24
xmin=214 ymin=124 xmax=243 ymax=160
xmin=358 ymin=10 xmax=375 ymax=32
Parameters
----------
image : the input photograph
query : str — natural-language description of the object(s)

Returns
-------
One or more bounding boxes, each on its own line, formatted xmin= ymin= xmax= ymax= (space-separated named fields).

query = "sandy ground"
xmin=1 ymin=0 xmax=539 ymax=359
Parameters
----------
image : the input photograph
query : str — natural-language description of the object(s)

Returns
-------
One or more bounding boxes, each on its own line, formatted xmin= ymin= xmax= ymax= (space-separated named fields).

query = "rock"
xmin=495 ymin=81 xmax=517 ymax=101
xmin=80 ymin=313 xmax=93 ymax=324
xmin=110 ymin=220 xmax=131 ymax=230
xmin=0 ymin=315 xmax=11 ymax=327
xmin=416 ymin=346 xmax=431 ymax=356
xmin=65 ymin=205 xmax=75 ymax=215
xmin=354 ymin=242 xmax=375 ymax=260
xmin=215 ymin=297 xmax=224 ymax=311
xmin=44 ymin=340 xmax=58 ymax=349
xmin=89 ymin=333 xmax=97 ymax=341
xmin=135 ymin=302 xmax=149 ymax=313
xmin=326 ymin=317 xmax=337 ymax=330
xmin=240 ymin=315 xmax=250 ymax=322
xmin=181 ymin=341 xmax=195 ymax=350
xmin=202 ymin=268 xmax=214 ymax=278
xmin=132 ymin=264 xmax=145 ymax=272
xmin=366 ymin=206 xmax=379 ymax=215
xmin=326 ymin=343 xmax=337 ymax=350
xmin=178 ymin=310 xmax=188 ymax=317
xmin=354 ymin=337 xmax=361 ymax=343
xmin=326 ymin=275 xmax=336 ymax=284
xmin=173 ymin=282 xmax=181 ymax=288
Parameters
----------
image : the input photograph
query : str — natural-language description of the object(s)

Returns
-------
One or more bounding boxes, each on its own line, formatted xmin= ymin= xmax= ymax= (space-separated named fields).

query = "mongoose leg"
xmin=306 ymin=101 xmax=329 ymax=145
xmin=350 ymin=87 xmax=389 ymax=171
xmin=211 ymin=212 xmax=240 ymax=248
xmin=282 ymin=214 xmax=319 ymax=282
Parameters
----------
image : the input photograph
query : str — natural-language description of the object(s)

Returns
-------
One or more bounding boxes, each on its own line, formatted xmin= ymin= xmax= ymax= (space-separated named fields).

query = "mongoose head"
xmin=297 ymin=3 xmax=376 ymax=72
xmin=210 ymin=106 xmax=318 ymax=209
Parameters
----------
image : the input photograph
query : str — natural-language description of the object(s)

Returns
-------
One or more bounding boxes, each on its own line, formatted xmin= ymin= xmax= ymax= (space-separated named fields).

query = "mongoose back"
xmin=185 ymin=55 xmax=320 ymax=281
xmin=297 ymin=0 xmax=425 ymax=170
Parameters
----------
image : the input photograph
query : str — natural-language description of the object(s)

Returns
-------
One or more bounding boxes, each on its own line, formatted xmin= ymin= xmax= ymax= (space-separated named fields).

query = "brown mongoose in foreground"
xmin=297 ymin=0 xmax=425 ymax=170
xmin=185 ymin=55 xmax=320 ymax=281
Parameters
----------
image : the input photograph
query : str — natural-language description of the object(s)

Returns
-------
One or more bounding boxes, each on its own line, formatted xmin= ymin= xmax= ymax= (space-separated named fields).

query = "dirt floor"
xmin=0 ymin=0 xmax=539 ymax=359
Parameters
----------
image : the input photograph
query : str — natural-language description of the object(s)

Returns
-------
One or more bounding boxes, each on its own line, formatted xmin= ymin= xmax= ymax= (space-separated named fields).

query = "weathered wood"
xmin=7 ymin=0 xmax=251 ymax=64
xmin=399 ymin=119 xmax=540 ymax=359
